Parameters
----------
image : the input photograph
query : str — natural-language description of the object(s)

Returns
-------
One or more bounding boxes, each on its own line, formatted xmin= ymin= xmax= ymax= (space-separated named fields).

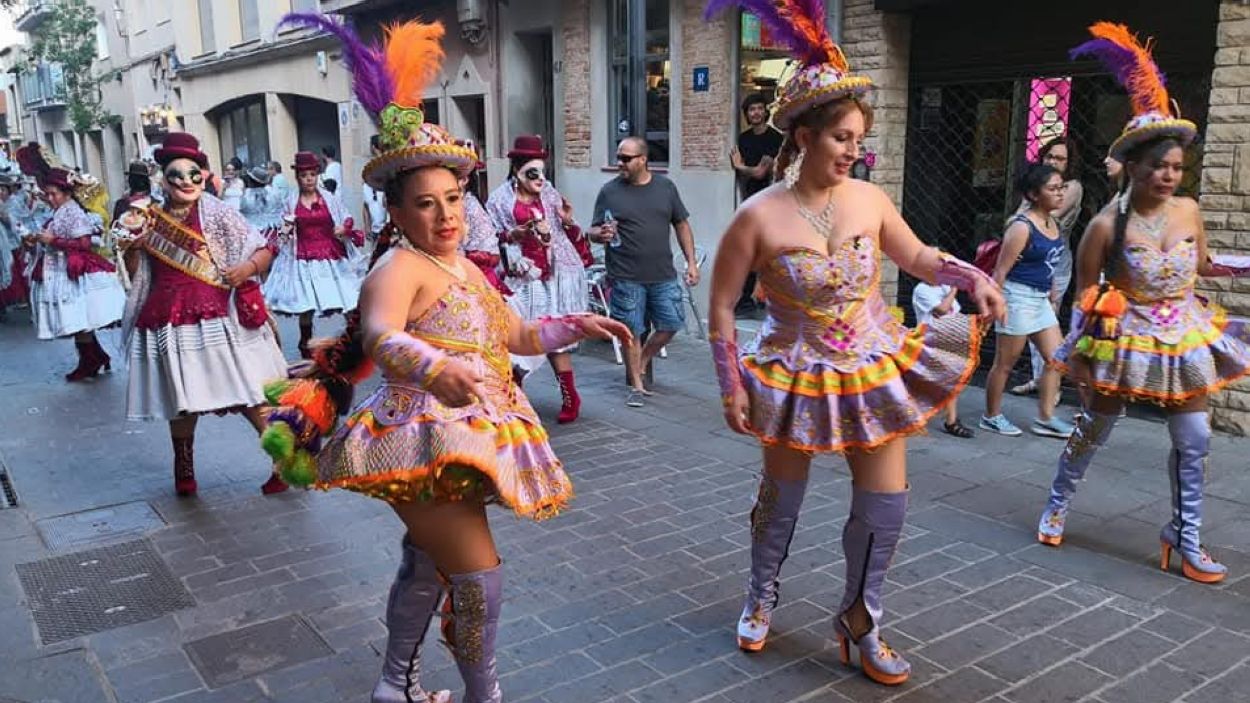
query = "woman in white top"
xmin=220 ymin=157 xmax=245 ymax=211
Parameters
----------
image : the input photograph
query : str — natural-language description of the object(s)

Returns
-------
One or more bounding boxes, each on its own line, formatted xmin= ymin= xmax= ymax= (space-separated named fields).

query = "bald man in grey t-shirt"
xmin=590 ymin=137 xmax=700 ymax=407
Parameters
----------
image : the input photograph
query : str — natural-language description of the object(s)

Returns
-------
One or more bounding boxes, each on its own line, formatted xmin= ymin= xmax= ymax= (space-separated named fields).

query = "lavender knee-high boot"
xmin=442 ymin=564 xmax=503 ymax=703
xmin=1037 ymin=411 xmax=1119 ymax=546
xmin=737 ymin=474 xmax=807 ymax=652
xmin=834 ymin=487 xmax=910 ymax=686
xmin=372 ymin=539 xmax=450 ymax=703
xmin=1159 ymin=412 xmax=1227 ymax=584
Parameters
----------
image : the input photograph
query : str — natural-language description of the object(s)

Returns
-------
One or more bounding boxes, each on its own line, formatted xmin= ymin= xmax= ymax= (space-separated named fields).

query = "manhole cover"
xmin=16 ymin=539 xmax=195 ymax=644
xmin=184 ymin=615 xmax=333 ymax=689
xmin=36 ymin=502 xmax=166 ymax=551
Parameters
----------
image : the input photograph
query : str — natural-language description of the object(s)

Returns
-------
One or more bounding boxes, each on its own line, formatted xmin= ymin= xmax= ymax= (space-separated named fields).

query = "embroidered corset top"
xmin=750 ymin=236 xmax=907 ymax=373
xmin=136 ymin=209 xmax=230 ymax=329
xmin=293 ymin=198 xmax=345 ymax=261
xmin=396 ymin=280 xmax=536 ymax=422
xmin=1109 ymin=239 xmax=1211 ymax=344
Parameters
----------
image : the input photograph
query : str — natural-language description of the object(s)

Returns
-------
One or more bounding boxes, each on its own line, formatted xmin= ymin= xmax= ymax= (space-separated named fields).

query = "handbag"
xmin=234 ymin=279 xmax=269 ymax=329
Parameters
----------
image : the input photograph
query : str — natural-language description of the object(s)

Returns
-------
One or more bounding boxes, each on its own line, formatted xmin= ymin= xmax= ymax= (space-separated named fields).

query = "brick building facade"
xmin=1201 ymin=1 xmax=1250 ymax=434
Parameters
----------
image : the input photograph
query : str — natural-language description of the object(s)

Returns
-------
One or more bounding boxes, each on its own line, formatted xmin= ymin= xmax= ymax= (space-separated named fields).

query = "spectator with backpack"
xmin=980 ymin=163 xmax=1075 ymax=439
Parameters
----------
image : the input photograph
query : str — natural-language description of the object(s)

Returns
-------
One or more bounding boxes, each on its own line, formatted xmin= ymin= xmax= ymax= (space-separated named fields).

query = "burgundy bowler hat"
xmin=43 ymin=168 xmax=73 ymax=191
xmin=507 ymin=135 xmax=548 ymax=160
xmin=154 ymin=133 xmax=209 ymax=168
xmin=291 ymin=151 xmax=321 ymax=173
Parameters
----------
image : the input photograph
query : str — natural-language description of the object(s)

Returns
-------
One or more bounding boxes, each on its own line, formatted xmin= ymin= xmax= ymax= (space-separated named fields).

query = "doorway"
xmin=511 ymin=29 xmax=555 ymax=177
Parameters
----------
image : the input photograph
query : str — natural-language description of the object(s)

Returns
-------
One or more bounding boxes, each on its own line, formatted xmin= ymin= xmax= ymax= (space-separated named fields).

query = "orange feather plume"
xmin=1086 ymin=22 xmax=1170 ymax=116
xmin=383 ymin=21 xmax=446 ymax=109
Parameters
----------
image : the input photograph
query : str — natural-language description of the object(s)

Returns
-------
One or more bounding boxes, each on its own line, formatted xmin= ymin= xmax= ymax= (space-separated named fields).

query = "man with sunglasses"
xmin=590 ymin=136 xmax=699 ymax=407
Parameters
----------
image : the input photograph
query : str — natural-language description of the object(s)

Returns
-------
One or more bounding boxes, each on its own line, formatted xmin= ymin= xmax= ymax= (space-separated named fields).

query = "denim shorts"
xmin=996 ymin=280 xmax=1059 ymax=336
xmin=609 ymin=278 xmax=686 ymax=336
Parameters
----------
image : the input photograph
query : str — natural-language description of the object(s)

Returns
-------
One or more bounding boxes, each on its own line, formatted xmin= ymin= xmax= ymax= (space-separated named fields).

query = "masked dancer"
xmin=263 ymin=15 xmax=631 ymax=703
xmin=487 ymin=136 xmax=595 ymax=424
xmin=120 ymin=132 xmax=289 ymax=497
xmin=1036 ymin=23 xmax=1250 ymax=585
xmin=704 ymin=0 xmax=1003 ymax=687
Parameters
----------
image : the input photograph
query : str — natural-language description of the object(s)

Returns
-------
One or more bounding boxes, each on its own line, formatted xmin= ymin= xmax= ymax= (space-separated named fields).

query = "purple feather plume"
xmin=1071 ymin=38 xmax=1166 ymax=88
xmin=704 ymin=0 xmax=826 ymax=64
xmin=277 ymin=13 xmax=393 ymax=117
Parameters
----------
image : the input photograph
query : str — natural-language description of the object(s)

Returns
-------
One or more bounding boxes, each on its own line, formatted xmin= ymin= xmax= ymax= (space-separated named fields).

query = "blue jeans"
xmin=609 ymin=278 xmax=686 ymax=336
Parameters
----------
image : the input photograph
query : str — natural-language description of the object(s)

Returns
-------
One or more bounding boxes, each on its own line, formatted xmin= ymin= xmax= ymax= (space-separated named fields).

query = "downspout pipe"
xmin=828 ymin=0 xmax=844 ymax=43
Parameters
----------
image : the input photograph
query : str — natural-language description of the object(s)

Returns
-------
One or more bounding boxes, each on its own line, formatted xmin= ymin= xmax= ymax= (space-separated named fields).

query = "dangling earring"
xmin=785 ymin=148 xmax=806 ymax=190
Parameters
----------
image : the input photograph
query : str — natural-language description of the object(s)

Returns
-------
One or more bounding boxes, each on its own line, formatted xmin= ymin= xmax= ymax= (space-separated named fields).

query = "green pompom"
xmin=261 ymin=423 xmax=296 ymax=461
xmin=280 ymin=451 xmax=317 ymax=487
xmin=1074 ymin=336 xmax=1093 ymax=356
xmin=263 ymin=379 xmax=294 ymax=405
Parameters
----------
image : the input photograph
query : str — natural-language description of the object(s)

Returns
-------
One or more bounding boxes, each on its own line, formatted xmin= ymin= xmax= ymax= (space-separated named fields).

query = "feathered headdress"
xmin=704 ymin=0 xmax=870 ymax=129
xmin=276 ymin=13 xmax=476 ymax=188
xmin=1070 ymin=22 xmax=1196 ymax=160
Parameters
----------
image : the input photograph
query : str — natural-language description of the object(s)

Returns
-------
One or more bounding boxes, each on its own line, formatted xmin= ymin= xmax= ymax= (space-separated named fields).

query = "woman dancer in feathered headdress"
xmin=704 ymin=0 xmax=1003 ymax=687
xmin=264 ymin=14 xmax=631 ymax=703
xmin=1036 ymin=23 xmax=1250 ymax=584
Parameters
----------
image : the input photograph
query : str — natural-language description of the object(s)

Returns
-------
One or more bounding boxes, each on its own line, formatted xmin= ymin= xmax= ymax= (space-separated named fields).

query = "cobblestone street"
xmin=2 ymin=314 xmax=1249 ymax=703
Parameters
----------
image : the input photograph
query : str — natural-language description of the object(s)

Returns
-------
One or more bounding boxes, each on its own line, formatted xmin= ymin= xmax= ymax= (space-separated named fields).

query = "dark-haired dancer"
xmin=265 ymin=15 xmax=631 ymax=703
xmin=1037 ymin=23 xmax=1250 ymax=585
xmin=980 ymin=163 xmax=1075 ymax=439
xmin=704 ymin=0 xmax=1003 ymax=687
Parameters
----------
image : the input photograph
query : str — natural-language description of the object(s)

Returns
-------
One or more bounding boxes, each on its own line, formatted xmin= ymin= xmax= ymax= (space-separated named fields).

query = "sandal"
xmin=943 ymin=420 xmax=975 ymax=438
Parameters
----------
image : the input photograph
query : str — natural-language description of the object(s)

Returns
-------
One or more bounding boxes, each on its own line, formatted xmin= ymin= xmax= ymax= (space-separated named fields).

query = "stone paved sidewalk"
xmin=1 ymin=314 xmax=1249 ymax=703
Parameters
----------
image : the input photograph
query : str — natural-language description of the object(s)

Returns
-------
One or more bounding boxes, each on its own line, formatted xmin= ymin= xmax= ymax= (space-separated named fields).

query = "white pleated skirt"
xmin=31 ymin=270 xmax=126 ymax=339
xmin=126 ymin=312 xmax=288 ymax=421
xmin=506 ymin=263 xmax=589 ymax=372
xmin=263 ymin=254 xmax=362 ymax=315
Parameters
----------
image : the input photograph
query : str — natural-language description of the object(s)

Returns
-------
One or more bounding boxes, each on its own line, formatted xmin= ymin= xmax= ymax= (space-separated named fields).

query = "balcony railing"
xmin=20 ymin=62 xmax=67 ymax=110
xmin=14 ymin=0 xmax=55 ymax=33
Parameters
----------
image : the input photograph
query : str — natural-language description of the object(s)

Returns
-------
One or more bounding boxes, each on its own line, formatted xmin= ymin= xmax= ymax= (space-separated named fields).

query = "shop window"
xmin=218 ymin=97 xmax=269 ymax=168
xmin=738 ymin=11 xmax=790 ymax=133
xmin=607 ymin=0 xmax=670 ymax=164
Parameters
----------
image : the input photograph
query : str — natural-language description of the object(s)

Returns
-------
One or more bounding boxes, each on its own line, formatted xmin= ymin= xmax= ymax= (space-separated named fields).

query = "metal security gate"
xmin=892 ymin=0 xmax=1218 ymax=382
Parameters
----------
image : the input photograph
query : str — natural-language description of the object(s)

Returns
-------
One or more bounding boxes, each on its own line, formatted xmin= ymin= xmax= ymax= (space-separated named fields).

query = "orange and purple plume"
xmin=1071 ymin=22 xmax=1171 ymax=117
xmin=705 ymin=0 xmax=847 ymax=71
xmin=382 ymin=21 xmax=445 ymax=109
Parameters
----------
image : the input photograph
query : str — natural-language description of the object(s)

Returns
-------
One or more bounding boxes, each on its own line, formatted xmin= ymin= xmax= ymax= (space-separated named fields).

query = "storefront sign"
xmin=1028 ymin=77 xmax=1071 ymax=162
xmin=693 ymin=66 xmax=710 ymax=92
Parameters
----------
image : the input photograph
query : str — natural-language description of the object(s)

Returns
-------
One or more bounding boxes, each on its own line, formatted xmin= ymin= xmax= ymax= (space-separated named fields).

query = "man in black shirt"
xmin=732 ymin=93 xmax=783 ymax=313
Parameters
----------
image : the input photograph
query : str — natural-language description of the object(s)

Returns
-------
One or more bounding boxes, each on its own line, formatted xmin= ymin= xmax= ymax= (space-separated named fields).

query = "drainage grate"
xmin=36 ymin=501 xmax=167 ymax=551
xmin=184 ymin=615 xmax=333 ymax=689
xmin=16 ymin=538 xmax=195 ymax=644
xmin=0 ymin=467 xmax=17 ymax=509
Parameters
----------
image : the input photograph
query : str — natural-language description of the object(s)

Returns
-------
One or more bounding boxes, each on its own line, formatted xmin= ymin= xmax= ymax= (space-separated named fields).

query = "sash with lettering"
xmin=144 ymin=203 xmax=269 ymax=329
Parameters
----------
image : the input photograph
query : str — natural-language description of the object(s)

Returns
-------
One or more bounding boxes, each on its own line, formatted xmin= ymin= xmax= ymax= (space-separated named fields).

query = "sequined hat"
xmin=704 ymin=0 xmax=872 ymax=130
xmin=277 ymin=13 xmax=476 ymax=190
xmin=1071 ymin=22 xmax=1197 ymax=161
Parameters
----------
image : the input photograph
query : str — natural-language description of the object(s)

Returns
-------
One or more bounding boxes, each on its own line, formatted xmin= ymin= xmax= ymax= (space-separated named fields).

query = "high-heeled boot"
xmin=172 ymin=435 xmax=197 ymax=497
xmin=372 ymin=539 xmax=451 ymax=703
xmin=1037 ymin=410 xmax=1118 ymax=546
xmin=441 ymin=564 xmax=503 ymax=703
xmin=89 ymin=335 xmax=111 ymax=373
xmin=556 ymin=370 xmax=581 ymax=424
xmin=298 ymin=323 xmax=313 ymax=359
xmin=834 ymin=487 xmax=910 ymax=686
xmin=737 ymin=475 xmax=807 ymax=652
xmin=64 ymin=338 xmax=94 ymax=382
xmin=1159 ymin=412 xmax=1226 ymax=584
